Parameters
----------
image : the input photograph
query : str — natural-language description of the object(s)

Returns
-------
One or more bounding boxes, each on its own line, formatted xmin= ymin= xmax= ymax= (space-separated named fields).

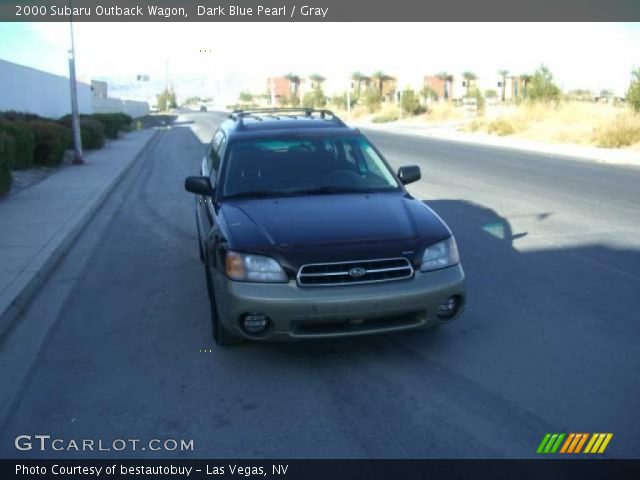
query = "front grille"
xmin=297 ymin=257 xmax=413 ymax=287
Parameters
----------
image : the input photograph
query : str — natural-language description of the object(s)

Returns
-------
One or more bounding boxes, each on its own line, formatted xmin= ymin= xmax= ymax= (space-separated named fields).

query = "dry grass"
xmin=594 ymin=113 xmax=640 ymax=148
xmin=422 ymin=102 xmax=465 ymax=122
xmin=463 ymin=102 xmax=640 ymax=148
xmin=333 ymin=105 xmax=370 ymax=121
xmin=372 ymin=104 xmax=401 ymax=123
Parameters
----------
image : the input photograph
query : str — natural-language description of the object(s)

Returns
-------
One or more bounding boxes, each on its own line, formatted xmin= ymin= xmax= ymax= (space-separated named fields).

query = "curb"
xmin=0 ymin=129 xmax=160 ymax=342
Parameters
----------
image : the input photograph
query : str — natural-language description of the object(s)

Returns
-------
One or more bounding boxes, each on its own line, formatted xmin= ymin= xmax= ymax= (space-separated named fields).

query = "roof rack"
xmin=229 ymin=108 xmax=346 ymax=127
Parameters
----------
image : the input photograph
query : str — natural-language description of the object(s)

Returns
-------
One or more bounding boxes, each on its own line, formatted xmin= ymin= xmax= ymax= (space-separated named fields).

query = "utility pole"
xmin=136 ymin=74 xmax=150 ymax=116
xmin=165 ymin=57 xmax=169 ymax=91
xmin=68 ymin=3 xmax=84 ymax=165
xmin=270 ymin=77 xmax=276 ymax=106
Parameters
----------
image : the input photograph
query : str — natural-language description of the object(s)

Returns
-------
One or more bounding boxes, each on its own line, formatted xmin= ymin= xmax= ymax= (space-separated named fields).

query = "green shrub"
xmin=238 ymin=91 xmax=253 ymax=103
xmin=0 ymin=120 xmax=35 ymax=169
xmin=527 ymin=65 xmax=561 ymax=103
xmin=466 ymin=87 xmax=486 ymax=113
xmin=484 ymin=89 xmax=498 ymax=99
xmin=420 ymin=86 xmax=439 ymax=102
xmin=400 ymin=88 xmax=422 ymax=115
xmin=627 ymin=68 xmax=640 ymax=113
xmin=362 ymin=87 xmax=382 ymax=113
xmin=291 ymin=95 xmax=301 ymax=107
xmin=88 ymin=113 xmax=127 ymax=139
xmin=115 ymin=112 xmax=133 ymax=126
xmin=29 ymin=121 xmax=72 ymax=166
xmin=331 ymin=93 xmax=348 ymax=110
xmin=0 ymin=110 xmax=45 ymax=122
xmin=0 ymin=131 xmax=14 ymax=196
xmin=80 ymin=119 xmax=106 ymax=149
xmin=302 ymin=87 xmax=327 ymax=109
xmin=58 ymin=116 xmax=105 ymax=150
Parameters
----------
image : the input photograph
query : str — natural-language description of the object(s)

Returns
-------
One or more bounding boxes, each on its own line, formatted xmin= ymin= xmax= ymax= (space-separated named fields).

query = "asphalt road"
xmin=1 ymin=112 xmax=639 ymax=459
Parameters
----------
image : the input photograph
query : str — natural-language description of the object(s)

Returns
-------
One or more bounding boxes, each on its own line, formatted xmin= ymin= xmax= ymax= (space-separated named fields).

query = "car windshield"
xmin=222 ymin=135 xmax=399 ymax=198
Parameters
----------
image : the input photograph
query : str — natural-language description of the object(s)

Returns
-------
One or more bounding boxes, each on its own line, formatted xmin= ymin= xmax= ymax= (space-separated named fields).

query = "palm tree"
xmin=520 ymin=74 xmax=532 ymax=99
xmin=351 ymin=71 xmax=367 ymax=96
xmin=309 ymin=73 xmax=326 ymax=89
xmin=462 ymin=71 xmax=477 ymax=97
xmin=285 ymin=73 xmax=301 ymax=100
xmin=371 ymin=71 xmax=391 ymax=98
xmin=420 ymin=86 xmax=438 ymax=102
xmin=436 ymin=72 xmax=453 ymax=100
xmin=498 ymin=69 xmax=509 ymax=102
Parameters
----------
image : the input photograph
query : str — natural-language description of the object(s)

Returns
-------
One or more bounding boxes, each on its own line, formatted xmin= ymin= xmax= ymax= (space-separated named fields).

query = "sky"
xmin=0 ymin=22 xmax=638 ymax=104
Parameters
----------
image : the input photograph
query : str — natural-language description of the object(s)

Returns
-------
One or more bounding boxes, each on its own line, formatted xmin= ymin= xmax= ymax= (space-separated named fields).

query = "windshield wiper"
xmin=225 ymin=186 xmax=381 ymax=199
xmin=287 ymin=186 xmax=372 ymax=195
xmin=224 ymin=190 xmax=300 ymax=199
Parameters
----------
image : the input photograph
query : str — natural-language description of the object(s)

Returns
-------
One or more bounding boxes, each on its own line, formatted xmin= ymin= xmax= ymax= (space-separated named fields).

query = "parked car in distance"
xmin=200 ymin=105 xmax=207 ymax=112
xmin=185 ymin=108 xmax=465 ymax=345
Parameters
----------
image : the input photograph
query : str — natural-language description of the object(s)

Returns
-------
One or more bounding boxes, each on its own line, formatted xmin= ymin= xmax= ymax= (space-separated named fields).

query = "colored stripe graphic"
xmin=584 ymin=434 xmax=599 ymax=453
xmin=544 ymin=434 xmax=559 ymax=453
xmin=537 ymin=434 xmax=551 ymax=454
xmin=585 ymin=433 xmax=613 ymax=454
xmin=538 ymin=433 xmax=613 ymax=454
xmin=560 ymin=433 xmax=575 ymax=453
xmin=567 ymin=433 xmax=583 ymax=453
xmin=574 ymin=433 xmax=589 ymax=453
xmin=597 ymin=433 xmax=613 ymax=453
xmin=537 ymin=433 xmax=565 ymax=454
xmin=550 ymin=433 xmax=565 ymax=453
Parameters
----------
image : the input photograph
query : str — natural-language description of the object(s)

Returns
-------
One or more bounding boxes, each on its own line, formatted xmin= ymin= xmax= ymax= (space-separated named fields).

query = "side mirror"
xmin=184 ymin=176 xmax=214 ymax=196
xmin=398 ymin=165 xmax=421 ymax=185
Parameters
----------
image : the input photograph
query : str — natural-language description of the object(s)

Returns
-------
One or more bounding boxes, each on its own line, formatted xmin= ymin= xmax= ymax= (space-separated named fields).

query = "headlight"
xmin=420 ymin=236 xmax=460 ymax=272
xmin=225 ymin=251 xmax=288 ymax=282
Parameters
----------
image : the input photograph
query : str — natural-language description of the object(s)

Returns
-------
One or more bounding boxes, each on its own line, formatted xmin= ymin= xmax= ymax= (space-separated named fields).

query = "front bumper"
xmin=213 ymin=264 xmax=465 ymax=341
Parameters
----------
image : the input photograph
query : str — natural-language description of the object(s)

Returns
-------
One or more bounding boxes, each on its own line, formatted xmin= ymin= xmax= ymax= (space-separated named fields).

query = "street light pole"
xmin=68 ymin=5 xmax=84 ymax=165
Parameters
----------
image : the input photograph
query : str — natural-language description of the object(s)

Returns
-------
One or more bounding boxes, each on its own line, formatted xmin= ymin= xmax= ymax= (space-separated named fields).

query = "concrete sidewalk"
xmin=352 ymin=120 xmax=640 ymax=168
xmin=0 ymin=128 xmax=158 ymax=339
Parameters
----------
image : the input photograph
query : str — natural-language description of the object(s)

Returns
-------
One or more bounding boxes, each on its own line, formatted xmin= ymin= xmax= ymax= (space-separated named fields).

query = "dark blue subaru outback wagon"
xmin=185 ymin=108 xmax=465 ymax=345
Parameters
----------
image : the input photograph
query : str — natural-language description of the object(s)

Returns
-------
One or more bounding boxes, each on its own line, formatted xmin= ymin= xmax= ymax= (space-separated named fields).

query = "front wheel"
xmin=204 ymin=262 xmax=244 ymax=346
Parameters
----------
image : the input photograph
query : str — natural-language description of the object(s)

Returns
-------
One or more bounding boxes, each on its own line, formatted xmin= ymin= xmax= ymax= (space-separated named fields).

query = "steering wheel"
xmin=323 ymin=170 xmax=362 ymax=184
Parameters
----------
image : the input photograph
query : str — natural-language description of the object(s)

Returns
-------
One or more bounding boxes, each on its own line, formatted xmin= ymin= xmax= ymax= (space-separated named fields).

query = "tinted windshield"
xmin=222 ymin=135 xmax=399 ymax=198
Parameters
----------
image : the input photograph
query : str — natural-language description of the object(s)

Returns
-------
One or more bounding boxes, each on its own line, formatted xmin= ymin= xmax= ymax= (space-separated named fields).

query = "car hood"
xmin=220 ymin=192 xmax=451 ymax=269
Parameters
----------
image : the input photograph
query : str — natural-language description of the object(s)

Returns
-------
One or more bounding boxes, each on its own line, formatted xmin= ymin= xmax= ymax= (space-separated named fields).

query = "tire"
xmin=204 ymin=259 xmax=244 ymax=346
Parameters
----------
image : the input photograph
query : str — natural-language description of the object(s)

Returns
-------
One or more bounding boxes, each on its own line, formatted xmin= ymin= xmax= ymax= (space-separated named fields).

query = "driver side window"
xmin=207 ymin=131 xmax=225 ymax=180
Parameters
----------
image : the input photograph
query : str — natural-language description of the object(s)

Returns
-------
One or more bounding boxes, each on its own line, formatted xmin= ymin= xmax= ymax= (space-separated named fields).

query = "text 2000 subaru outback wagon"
xmin=185 ymin=109 xmax=465 ymax=345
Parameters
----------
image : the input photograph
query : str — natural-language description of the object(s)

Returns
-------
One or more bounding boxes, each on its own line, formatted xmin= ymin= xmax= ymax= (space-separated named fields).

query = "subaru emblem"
xmin=349 ymin=267 xmax=366 ymax=278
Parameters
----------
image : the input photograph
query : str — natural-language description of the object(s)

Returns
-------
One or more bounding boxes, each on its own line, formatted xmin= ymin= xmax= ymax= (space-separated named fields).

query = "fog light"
xmin=437 ymin=296 xmax=460 ymax=320
xmin=242 ymin=313 xmax=270 ymax=335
